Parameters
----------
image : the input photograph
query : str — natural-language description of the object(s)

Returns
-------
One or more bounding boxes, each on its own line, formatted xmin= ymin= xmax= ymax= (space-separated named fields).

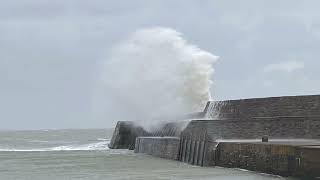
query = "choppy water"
xmin=0 ymin=129 xmax=295 ymax=180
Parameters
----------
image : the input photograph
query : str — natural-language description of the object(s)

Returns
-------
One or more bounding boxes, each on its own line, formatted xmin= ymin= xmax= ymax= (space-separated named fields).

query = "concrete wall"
xmin=110 ymin=95 xmax=320 ymax=149
xmin=179 ymin=116 xmax=320 ymax=169
xmin=148 ymin=121 xmax=188 ymax=137
xmin=182 ymin=117 xmax=320 ymax=141
xmin=110 ymin=95 xmax=320 ymax=178
xmin=205 ymin=95 xmax=320 ymax=119
xmin=295 ymin=146 xmax=320 ymax=178
xmin=109 ymin=121 xmax=185 ymax=149
xmin=134 ymin=137 xmax=180 ymax=160
xmin=134 ymin=137 xmax=320 ymax=178
xmin=216 ymin=142 xmax=298 ymax=176
xmin=178 ymin=136 xmax=217 ymax=166
xmin=109 ymin=121 xmax=147 ymax=150
xmin=129 ymin=95 xmax=320 ymax=178
xmin=215 ymin=142 xmax=320 ymax=178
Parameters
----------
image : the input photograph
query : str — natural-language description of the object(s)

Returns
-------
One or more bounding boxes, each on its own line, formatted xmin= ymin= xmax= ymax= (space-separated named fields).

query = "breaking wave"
xmin=97 ymin=27 xmax=218 ymax=128
xmin=0 ymin=140 xmax=110 ymax=152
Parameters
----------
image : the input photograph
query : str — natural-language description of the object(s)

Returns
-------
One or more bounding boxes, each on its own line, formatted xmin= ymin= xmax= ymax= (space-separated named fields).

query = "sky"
xmin=1 ymin=0 xmax=320 ymax=129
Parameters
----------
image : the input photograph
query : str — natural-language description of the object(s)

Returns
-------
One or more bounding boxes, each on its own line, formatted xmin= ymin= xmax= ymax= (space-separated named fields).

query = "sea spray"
xmin=98 ymin=27 xmax=218 ymax=129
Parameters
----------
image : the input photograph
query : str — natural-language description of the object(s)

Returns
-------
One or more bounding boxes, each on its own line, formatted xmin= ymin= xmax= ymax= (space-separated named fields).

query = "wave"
xmin=0 ymin=140 xmax=110 ymax=152
xmin=98 ymin=27 xmax=217 ymax=129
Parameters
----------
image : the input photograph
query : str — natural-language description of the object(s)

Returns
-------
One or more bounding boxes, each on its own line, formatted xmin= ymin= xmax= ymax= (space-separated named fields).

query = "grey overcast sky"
xmin=1 ymin=0 xmax=320 ymax=129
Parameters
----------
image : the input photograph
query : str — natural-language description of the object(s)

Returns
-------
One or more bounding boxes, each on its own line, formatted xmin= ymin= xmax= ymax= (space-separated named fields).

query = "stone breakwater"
xmin=109 ymin=95 xmax=320 ymax=179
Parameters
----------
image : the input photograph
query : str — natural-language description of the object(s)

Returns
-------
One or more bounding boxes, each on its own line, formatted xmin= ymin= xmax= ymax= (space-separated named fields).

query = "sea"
xmin=0 ymin=129 xmax=297 ymax=180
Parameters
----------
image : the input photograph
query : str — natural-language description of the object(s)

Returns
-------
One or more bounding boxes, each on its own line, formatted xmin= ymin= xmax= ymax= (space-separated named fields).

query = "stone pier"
xmin=134 ymin=137 xmax=180 ymax=160
xmin=215 ymin=140 xmax=320 ymax=178
xmin=110 ymin=94 xmax=320 ymax=179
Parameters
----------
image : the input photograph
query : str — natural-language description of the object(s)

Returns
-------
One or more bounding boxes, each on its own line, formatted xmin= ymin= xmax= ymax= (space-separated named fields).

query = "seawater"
xmin=0 ymin=129 xmax=296 ymax=180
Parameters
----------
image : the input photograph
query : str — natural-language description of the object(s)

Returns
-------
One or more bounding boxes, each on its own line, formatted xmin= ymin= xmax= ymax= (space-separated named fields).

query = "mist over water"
xmin=98 ymin=27 xmax=218 ymax=128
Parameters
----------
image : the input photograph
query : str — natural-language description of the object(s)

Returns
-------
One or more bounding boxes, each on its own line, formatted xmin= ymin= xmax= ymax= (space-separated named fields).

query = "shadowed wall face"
xmin=134 ymin=137 xmax=180 ymax=160
xmin=109 ymin=121 xmax=147 ymax=150
xmin=109 ymin=121 xmax=186 ymax=149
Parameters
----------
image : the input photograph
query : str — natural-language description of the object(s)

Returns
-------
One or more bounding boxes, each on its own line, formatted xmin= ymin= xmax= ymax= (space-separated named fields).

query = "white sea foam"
xmin=0 ymin=140 xmax=110 ymax=152
xmin=97 ymin=27 xmax=218 ymax=129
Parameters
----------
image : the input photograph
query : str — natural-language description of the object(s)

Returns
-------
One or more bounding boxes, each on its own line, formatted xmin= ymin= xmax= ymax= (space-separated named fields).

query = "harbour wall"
xmin=181 ymin=117 xmax=320 ymax=141
xmin=109 ymin=121 xmax=186 ymax=150
xmin=215 ymin=142 xmax=320 ymax=178
xmin=205 ymin=95 xmax=320 ymax=119
xmin=134 ymin=137 xmax=180 ymax=160
xmin=110 ymin=95 xmax=320 ymax=178
xmin=111 ymin=95 xmax=320 ymax=149
xmin=109 ymin=121 xmax=147 ymax=150
xmin=134 ymin=138 xmax=320 ymax=178
xmin=177 ymin=117 xmax=320 ymax=168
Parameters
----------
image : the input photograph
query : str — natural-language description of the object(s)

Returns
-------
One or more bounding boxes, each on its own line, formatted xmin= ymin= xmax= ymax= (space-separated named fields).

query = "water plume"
xmin=98 ymin=27 xmax=218 ymax=129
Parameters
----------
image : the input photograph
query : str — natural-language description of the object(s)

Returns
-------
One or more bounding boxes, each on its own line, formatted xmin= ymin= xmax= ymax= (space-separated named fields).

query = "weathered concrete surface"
xmin=179 ymin=117 xmax=320 ymax=174
xmin=296 ymin=146 xmax=320 ymax=178
xmin=178 ymin=136 xmax=217 ymax=166
xmin=182 ymin=117 xmax=320 ymax=141
xmin=134 ymin=137 xmax=180 ymax=160
xmin=216 ymin=142 xmax=298 ymax=176
xmin=108 ymin=121 xmax=147 ymax=150
xmin=205 ymin=95 xmax=320 ymax=119
xmin=149 ymin=121 xmax=189 ymax=137
xmin=109 ymin=121 xmax=187 ymax=149
xmin=110 ymin=95 xmax=320 ymax=178
xmin=215 ymin=141 xmax=320 ymax=178
xmin=111 ymin=95 xmax=320 ymax=150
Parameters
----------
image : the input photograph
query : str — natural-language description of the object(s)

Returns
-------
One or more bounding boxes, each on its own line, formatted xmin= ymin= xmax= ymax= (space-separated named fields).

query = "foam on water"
xmin=0 ymin=140 xmax=110 ymax=152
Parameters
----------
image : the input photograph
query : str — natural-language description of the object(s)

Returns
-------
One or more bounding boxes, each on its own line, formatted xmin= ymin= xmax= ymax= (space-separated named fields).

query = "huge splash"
xmin=99 ymin=27 xmax=218 ymax=128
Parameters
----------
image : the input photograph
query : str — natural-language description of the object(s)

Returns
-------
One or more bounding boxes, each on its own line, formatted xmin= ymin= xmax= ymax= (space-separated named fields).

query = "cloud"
xmin=263 ymin=61 xmax=305 ymax=73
